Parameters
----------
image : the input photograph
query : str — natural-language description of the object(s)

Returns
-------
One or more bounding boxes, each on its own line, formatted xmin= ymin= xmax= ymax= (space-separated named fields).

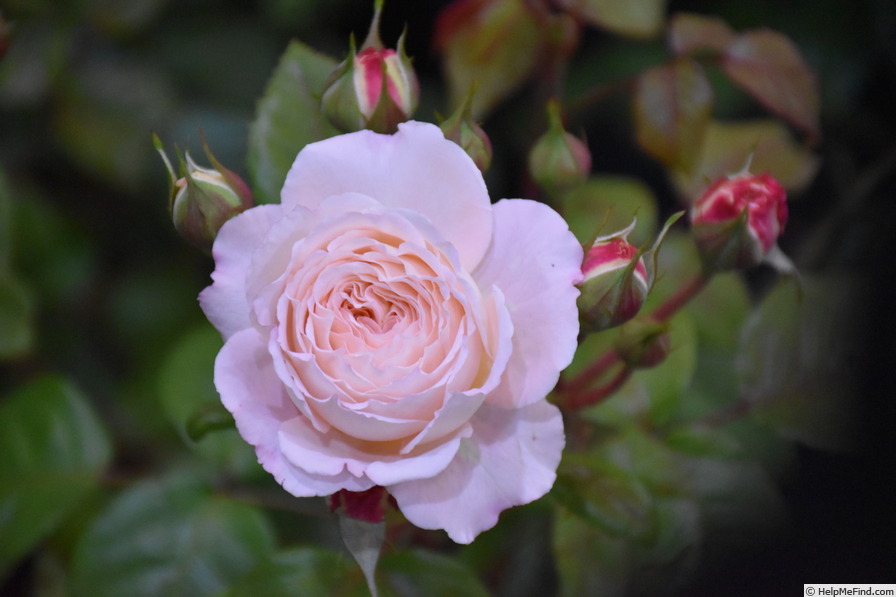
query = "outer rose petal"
xmin=199 ymin=204 xmax=284 ymax=339
xmin=215 ymin=327 xmax=374 ymax=495
xmin=389 ymin=400 xmax=565 ymax=544
xmin=473 ymin=199 xmax=583 ymax=408
xmin=280 ymin=121 xmax=493 ymax=270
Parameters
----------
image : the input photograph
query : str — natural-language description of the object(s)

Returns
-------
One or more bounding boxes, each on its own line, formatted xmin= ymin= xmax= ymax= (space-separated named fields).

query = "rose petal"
xmin=473 ymin=199 xmax=583 ymax=407
xmin=280 ymin=121 xmax=493 ymax=270
xmin=279 ymin=417 xmax=466 ymax=487
xmin=215 ymin=327 xmax=374 ymax=495
xmin=389 ymin=400 xmax=565 ymax=544
xmin=199 ymin=204 xmax=284 ymax=339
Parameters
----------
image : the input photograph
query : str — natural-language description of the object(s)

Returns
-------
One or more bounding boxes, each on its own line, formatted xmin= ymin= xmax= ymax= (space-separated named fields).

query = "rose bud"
xmin=578 ymin=220 xmax=649 ymax=332
xmin=439 ymin=87 xmax=492 ymax=172
xmin=615 ymin=319 xmax=670 ymax=369
xmin=528 ymin=100 xmax=591 ymax=196
xmin=690 ymin=169 xmax=788 ymax=271
xmin=322 ymin=1 xmax=419 ymax=134
xmin=154 ymin=134 xmax=254 ymax=253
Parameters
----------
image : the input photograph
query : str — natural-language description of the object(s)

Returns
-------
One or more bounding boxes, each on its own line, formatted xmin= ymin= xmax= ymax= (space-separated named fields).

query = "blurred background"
xmin=1 ymin=0 xmax=895 ymax=595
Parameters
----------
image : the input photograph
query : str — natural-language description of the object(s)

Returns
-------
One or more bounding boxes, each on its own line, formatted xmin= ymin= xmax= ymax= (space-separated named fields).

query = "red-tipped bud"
xmin=528 ymin=100 xmax=591 ymax=196
xmin=690 ymin=168 xmax=787 ymax=270
xmin=578 ymin=221 xmax=649 ymax=332
xmin=321 ymin=3 xmax=419 ymax=134
xmin=154 ymin=134 xmax=254 ymax=253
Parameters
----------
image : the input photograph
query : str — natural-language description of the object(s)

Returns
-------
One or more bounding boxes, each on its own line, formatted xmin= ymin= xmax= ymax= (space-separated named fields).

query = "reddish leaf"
xmin=560 ymin=0 xmax=668 ymax=38
xmin=722 ymin=29 xmax=820 ymax=142
xmin=667 ymin=12 xmax=735 ymax=55
xmin=435 ymin=0 xmax=547 ymax=117
xmin=671 ymin=119 xmax=821 ymax=201
xmin=633 ymin=59 xmax=713 ymax=173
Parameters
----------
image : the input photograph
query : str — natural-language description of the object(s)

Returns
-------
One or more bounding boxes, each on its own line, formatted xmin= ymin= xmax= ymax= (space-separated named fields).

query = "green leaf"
xmin=380 ymin=549 xmax=491 ymax=597
xmin=0 ymin=271 xmax=34 ymax=360
xmin=554 ymin=452 xmax=654 ymax=537
xmin=722 ymin=29 xmax=821 ymax=142
xmin=680 ymin=272 xmax=752 ymax=420
xmin=248 ymin=40 xmax=339 ymax=204
xmin=158 ymin=325 xmax=257 ymax=473
xmin=664 ymin=424 xmax=744 ymax=459
xmin=435 ymin=0 xmax=546 ymax=118
xmin=224 ymin=547 xmax=491 ymax=597
xmin=565 ymin=0 xmax=669 ymax=38
xmin=53 ymin=58 xmax=176 ymax=192
xmin=71 ymin=474 xmax=276 ymax=597
xmin=633 ymin=58 xmax=713 ymax=173
xmin=0 ymin=170 xmax=11 ymax=268
xmin=221 ymin=548 xmax=367 ymax=597
xmin=561 ymin=175 xmax=658 ymax=246
xmin=552 ymin=428 xmax=707 ymax=596
xmin=671 ymin=118 xmax=821 ymax=200
xmin=585 ymin=312 xmax=696 ymax=429
xmin=737 ymin=276 xmax=860 ymax=451
xmin=0 ymin=376 xmax=112 ymax=579
xmin=666 ymin=12 xmax=735 ymax=55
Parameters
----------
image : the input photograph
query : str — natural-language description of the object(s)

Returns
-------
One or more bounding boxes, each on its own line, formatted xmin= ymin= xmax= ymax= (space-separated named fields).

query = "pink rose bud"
xmin=528 ymin=100 xmax=591 ymax=196
xmin=439 ymin=87 xmax=493 ymax=172
xmin=690 ymin=170 xmax=788 ymax=270
xmin=322 ymin=2 xmax=419 ymax=134
xmin=578 ymin=221 xmax=649 ymax=332
xmin=154 ymin=134 xmax=254 ymax=253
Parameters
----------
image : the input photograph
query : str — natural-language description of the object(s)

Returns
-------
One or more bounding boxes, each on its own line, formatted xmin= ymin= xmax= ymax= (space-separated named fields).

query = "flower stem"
xmin=566 ymin=366 xmax=632 ymax=410
xmin=561 ymin=272 xmax=712 ymax=412
xmin=649 ymin=272 xmax=711 ymax=322
xmin=564 ymin=349 xmax=620 ymax=400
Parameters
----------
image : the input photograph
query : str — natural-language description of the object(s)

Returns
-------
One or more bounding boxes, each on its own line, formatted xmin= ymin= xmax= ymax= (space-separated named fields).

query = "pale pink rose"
xmin=199 ymin=122 xmax=582 ymax=543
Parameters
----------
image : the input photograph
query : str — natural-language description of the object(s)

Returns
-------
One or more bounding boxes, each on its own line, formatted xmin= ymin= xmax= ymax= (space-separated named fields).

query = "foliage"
xmin=1 ymin=0 xmax=892 ymax=595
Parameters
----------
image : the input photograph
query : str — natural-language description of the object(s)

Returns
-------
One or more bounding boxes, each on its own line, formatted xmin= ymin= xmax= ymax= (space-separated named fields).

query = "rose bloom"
xmin=199 ymin=122 xmax=583 ymax=543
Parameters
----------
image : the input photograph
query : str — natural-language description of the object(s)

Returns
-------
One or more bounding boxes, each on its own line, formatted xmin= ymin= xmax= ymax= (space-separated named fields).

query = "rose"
xmin=690 ymin=171 xmax=788 ymax=270
xmin=199 ymin=122 xmax=583 ymax=543
xmin=578 ymin=220 xmax=649 ymax=332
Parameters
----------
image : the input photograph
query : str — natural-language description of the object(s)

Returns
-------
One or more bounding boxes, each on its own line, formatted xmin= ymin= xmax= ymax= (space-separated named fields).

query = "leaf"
xmin=722 ymin=28 xmax=821 ymax=142
xmin=53 ymin=58 xmax=176 ymax=193
xmin=221 ymin=548 xmax=367 ymax=597
xmin=561 ymin=175 xmax=658 ymax=246
xmin=671 ymin=118 xmax=820 ymax=201
xmin=223 ymin=547 xmax=491 ymax=597
xmin=0 ymin=376 xmax=112 ymax=580
xmin=71 ymin=474 xmax=276 ymax=597
xmin=666 ymin=12 xmax=735 ymax=55
xmin=157 ymin=325 xmax=257 ymax=474
xmin=380 ymin=549 xmax=492 ymax=597
xmin=553 ymin=452 xmax=654 ymax=538
xmin=562 ymin=0 xmax=668 ymax=38
xmin=248 ymin=40 xmax=339 ymax=204
xmin=0 ymin=170 xmax=11 ymax=268
xmin=736 ymin=276 xmax=860 ymax=451
xmin=435 ymin=0 xmax=547 ymax=118
xmin=680 ymin=272 xmax=752 ymax=418
xmin=0 ymin=271 xmax=33 ymax=360
xmin=552 ymin=424 xmax=705 ymax=596
xmin=633 ymin=58 xmax=713 ymax=173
